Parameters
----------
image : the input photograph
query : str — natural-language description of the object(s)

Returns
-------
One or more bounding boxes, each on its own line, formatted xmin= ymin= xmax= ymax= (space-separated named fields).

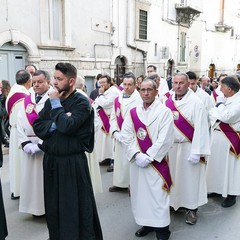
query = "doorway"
xmin=0 ymin=43 xmax=26 ymax=85
xmin=114 ymin=56 xmax=127 ymax=86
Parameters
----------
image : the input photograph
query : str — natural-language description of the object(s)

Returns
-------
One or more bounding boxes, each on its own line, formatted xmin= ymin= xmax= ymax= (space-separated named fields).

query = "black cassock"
xmin=0 ymin=179 xmax=8 ymax=240
xmin=33 ymin=90 xmax=103 ymax=240
xmin=0 ymin=126 xmax=8 ymax=240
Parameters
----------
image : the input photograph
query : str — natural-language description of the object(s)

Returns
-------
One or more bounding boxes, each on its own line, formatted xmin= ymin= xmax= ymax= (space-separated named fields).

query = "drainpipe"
xmin=94 ymin=44 xmax=113 ymax=69
xmin=127 ymin=0 xmax=147 ymax=74
xmin=219 ymin=0 xmax=224 ymax=24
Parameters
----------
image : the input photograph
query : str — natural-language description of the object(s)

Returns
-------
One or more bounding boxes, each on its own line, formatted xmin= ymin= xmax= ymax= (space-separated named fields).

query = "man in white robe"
xmin=147 ymin=65 xmax=169 ymax=95
xmin=211 ymin=73 xmax=227 ymax=104
xmin=5 ymin=70 xmax=32 ymax=199
xmin=187 ymin=71 xmax=214 ymax=113
xmin=109 ymin=72 xmax=142 ymax=192
xmin=207 ymin=75 xmax=240 ymax=208
xmin=121 ymin=79 xmax=174 ymax=240
xmin=166 ymin=73 xmax=211 ymax=225
xmin=93 ymin=74 xmax=119 ymax=172
xmin=76 ymin=76 xmax=102 ymax=193
xmin=17 ymin=70 xmax=52 ymax=216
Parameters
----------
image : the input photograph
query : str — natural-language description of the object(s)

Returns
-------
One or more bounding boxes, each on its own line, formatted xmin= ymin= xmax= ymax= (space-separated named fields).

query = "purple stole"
xmin=219 ymin=122 xmax=240 ymax=157
xmin=212 ymin=90 xmax=218 ymax=103
xmin=165 ymin=97 xmax=194 ymax=142
xmin=88 ymin=97 xmax=94 ymax=104
xmin=118 ymin=85 xmax=124 ymax=91
xmin=114 ymin=97 xmax=124 ymax=130
xmin=7 ymin=92 xmax=28 ymax=116
xmin=98 ymin=108 xmax=110 ymax=134
xmin=24 ymin=95 xmax=39 ymax=126
xmin=164 ymin=92 xmax=171 ymax=99
xmin=130 ymin=107 xmax=172 ymax=192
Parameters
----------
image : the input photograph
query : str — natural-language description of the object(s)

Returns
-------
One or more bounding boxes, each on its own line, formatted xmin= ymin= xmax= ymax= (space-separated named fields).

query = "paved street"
xmin=1 ymin=149 xmax=240 ymax=240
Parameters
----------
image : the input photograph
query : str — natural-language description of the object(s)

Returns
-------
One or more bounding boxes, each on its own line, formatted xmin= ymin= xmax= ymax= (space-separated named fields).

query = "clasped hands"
xmin=135 ymin=152 xmax=153 ymax=168
xmin=113 ymin=131 xmax=122 ymax=142
xmin=23 ymin=143 xmax=42 ymax=156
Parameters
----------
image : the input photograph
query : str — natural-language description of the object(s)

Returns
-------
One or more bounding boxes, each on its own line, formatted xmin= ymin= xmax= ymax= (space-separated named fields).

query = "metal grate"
xmin=139 ymin=9 xmax=148 ymax=40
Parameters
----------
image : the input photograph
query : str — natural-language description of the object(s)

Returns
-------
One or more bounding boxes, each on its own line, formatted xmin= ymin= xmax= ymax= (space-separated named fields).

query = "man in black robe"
xmin=33 ymin=62 xmax=103 ymax=240
xmin=0 ymin=109 xmax=8 ymax=240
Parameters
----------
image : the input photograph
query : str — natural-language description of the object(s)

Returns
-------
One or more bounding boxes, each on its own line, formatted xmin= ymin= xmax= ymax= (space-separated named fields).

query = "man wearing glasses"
xmin=121 ymin=79 xmax=174 ymax=240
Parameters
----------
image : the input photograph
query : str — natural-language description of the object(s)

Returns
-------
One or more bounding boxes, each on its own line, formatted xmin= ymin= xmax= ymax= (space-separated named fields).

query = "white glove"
xmin=23 ymin=144 xmax=33 ymax=154
xmin=30 ymin=144 xmax=41 ymax=155
xmin=23 ymin=143 xmax=41 ymax=155
xmin=188 ymin=154 xmax=200 ymax=165
xmin=216 ymin=95 xmax=225 ymax=104
xmin=135 ymin=153 xmax=153 ymax=168
xmin=113 ymin=131 xmax=122 ymax=142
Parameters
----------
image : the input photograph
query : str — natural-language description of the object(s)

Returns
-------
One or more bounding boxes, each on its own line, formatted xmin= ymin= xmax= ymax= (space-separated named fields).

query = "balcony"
xmin=175 ymin=3 xmax=202 ymax=27
xmin=215 ymin=23 xmax=232 ymax=32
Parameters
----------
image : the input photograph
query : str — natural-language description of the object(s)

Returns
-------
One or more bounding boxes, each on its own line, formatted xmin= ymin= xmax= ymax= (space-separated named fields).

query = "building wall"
xmin=1 ymin=0 xmax=240 ymax=92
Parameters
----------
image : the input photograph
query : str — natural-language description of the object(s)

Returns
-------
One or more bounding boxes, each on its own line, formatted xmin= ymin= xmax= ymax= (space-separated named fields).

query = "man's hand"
xmin=48 ymin=88 xmax=65 ymax=99
xmin=98 ymin=86 xmax=105 ymax=94
xmin=23 ymin=144 xmax=33 ymax=154
xmin=135 ymin=153 xmax=153 ymax=168
xmin=113 ymin=131 xmax=122 ymax=142
xmin=188 ymin=154 xmax=200 ymax=164
xmin=30 ymin=144 xmax=42 ymax=155
xmin=23 ymin=143 xmax=42 ymax=155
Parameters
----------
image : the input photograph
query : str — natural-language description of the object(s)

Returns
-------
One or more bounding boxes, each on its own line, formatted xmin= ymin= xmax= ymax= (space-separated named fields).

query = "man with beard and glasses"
xmin=33 ymin=63 xmax=103 ymax=240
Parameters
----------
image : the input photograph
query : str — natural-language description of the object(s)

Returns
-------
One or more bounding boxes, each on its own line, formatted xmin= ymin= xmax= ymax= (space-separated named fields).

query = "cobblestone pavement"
xmin=1 ymin=150 xmax=240 ymax=240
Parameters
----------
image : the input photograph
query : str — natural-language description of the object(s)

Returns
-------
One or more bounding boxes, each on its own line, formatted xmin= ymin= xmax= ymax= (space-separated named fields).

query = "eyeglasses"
xmin=140 ymin=88 xmax=154 ymax=93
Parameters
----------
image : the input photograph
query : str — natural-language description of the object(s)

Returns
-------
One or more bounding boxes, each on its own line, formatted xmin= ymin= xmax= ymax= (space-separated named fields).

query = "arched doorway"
xmin=114 ymin=56 xmax=127 ymax=86
xmin=166 ymin=59 xmax=175 ymax=78
xmin=0 ymin=29 xmax=40 ymax=85
xmin=0 ymin=43 xmax=27 ymax=85
xmin=208 ymin=63 xmax=215 ymax=78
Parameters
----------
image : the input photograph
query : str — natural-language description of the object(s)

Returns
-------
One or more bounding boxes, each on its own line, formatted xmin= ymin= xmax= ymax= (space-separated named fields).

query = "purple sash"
xmin=88 ymin=97 xmax=94 ymax=104
xmin=24 ymin=95 xmax=39 ymax=126
xmin=166 ymin=97 xmax=194 ymax=142
xmin=114 ymin=97 xmax=124 ymax=130
xmin=212 ymin=90 xmax=218 ymax=103
xmin=7 ymin=92 xmax=28 ymax=115
xmin=219 ymin=122 xmax=240 ymax=157
xmin=130 ymin=107 xmax=172 ymax=192
xmin=98 ymin=108 xmax=110 ymax=134
xmin=118 ymin=85 xmax=124 ymax=91
xmin=164 ymin=92 xmax=171 ymax=99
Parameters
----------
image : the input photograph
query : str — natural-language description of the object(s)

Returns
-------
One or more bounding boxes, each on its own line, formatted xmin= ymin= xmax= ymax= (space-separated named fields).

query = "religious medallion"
xmin=137 ymin=127 xmax=147 ymax=140
xmin=25 ymin=104 xmax=34 ymax=114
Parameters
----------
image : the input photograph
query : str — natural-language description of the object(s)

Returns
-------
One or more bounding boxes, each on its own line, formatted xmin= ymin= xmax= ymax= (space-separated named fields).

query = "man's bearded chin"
xmin=58 ymin=85 xmax=70 ymax=97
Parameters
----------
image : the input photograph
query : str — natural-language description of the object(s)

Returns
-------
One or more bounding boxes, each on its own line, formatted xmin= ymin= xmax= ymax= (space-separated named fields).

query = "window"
xmin=40 ymin=0 xmax=71 ymax=47
xmin=180 ymin=32 xmax=186 ymax=62
xmin=139 ymin=9 xmax=148 ymax=40
xmin=48 ymin=0 xmax=62 ymax=43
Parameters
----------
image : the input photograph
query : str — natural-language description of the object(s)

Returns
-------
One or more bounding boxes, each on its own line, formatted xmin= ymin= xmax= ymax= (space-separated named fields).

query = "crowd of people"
xmin=0 ymin=62 xmax=240 ymax=240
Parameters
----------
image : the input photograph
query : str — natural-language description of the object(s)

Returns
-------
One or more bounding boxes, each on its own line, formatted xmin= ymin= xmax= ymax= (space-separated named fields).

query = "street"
xmin=1 ymin=149 xmax=240 ymax=240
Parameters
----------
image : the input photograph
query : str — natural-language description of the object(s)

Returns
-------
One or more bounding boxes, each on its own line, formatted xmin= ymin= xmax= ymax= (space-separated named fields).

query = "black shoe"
xmin=109 ymin=186 xmax=128 ymax=192
xmin=135 ymin=226 xmax=154 ymax=237
xmin=155 ymin=226 xmax=171 ymax=240
xmin=221 ymin=195 xmax=236 ymax=208
xmin=11 ymin=193 xmax=20 ymax=200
